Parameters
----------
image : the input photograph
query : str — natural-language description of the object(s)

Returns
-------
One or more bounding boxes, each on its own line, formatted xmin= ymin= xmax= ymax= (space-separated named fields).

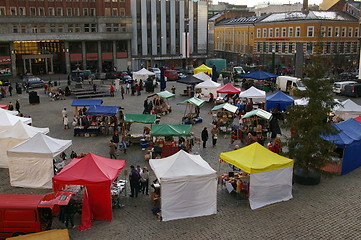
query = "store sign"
xmin=0 ymin=56 xmax=11 ymax=65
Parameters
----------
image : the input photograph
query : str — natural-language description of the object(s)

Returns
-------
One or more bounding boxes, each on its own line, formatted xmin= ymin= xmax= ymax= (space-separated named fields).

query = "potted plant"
xmin=285 ymin=41 xmax=338 ymax=185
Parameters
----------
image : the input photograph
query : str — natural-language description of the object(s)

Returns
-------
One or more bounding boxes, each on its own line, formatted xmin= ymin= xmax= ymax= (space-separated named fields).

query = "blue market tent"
xmin=322 ymin=118 xmax=361 ymax=175
xmin=86 ymin=105 xmax=121 ymax=116
xmin=239 ymin=70 xmax=278 ymax=80
xmin=71 ymin=99 xmax=103 ymax=107
xmin=266 ymin=91 xmax=294 ymax=111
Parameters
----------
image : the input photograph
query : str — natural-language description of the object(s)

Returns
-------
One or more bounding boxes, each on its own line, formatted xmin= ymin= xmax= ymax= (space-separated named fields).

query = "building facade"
xmin=130 ymin=0 xmax=209 ymax=70
xmin=0 ymin=0 xmax=132 ymax=76
xmin=214 ymin=10 xmax=360 ymax=74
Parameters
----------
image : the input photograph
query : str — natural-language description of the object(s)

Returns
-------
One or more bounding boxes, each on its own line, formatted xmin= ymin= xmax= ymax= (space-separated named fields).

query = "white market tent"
xmin=0 ymin=121 xmax=49 ymax=168
xmin=193 ymin=72 xmax=211 ymax=82
xmin=132 ymin=68 xmax=155 ymax=81
xmin=0 ymin=110 xmax=32 ymax=131
xmin=0 ymin=108 xmax=19 ymax=115
xmin=7 ymin=132 xmax=72 ymax=189
xmin=294 ymin=97 xmax=309 ymax=106
xmin=149 ymin=150 xmax=217 ymax=221
xmin=239 ymin=86 xmax=266 ymax=99
xmin=195 ymin=79 xmax=221 ymax=97
xmin=333 ymin=99 xmax=361 ymax=120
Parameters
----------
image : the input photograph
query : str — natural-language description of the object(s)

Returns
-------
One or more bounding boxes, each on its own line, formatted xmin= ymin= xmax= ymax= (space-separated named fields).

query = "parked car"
xmin=148 ymin=67 xmax=161 ymax=79
xmin=333 ymin=81 xmax=357 ymax=94
xmin=178 ymin=72 xmax=187 ymax=79
xmin=106 ymin=72 xmax=119 ymax=79
xmin=341 ymin=83 xmax=361 ymax=97
xmin=94 ymin=72 xmax=107 ymax=80
xmin=70 ymin=70 xmax=92 ymax=81
xmin=23 ymin=76 xmax=45 ymax=88
xmin=164 ymin=70 xmax=178 ymax=81
xmin=121 ymin=74 xmax=133 ymax=83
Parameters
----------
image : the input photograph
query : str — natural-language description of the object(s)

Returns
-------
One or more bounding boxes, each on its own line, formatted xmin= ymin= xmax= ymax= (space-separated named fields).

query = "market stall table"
xmin=73 ymin=126 xmax=100 ymax=136
xmin=111 ymin=179 xmax=126 ymax=208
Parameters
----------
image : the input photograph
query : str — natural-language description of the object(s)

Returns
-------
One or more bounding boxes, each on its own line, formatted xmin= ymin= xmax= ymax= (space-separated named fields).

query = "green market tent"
xmin=148 ymin=91 xmax=175 ymax=99
xmin=123 ymin=114 xmax=156 ymax=124
xmin=178 ymin=97 xmax=205 ymax=107
xmin=242 ymin=109 xmax=272 ymax=121
xmin=211 ymin=103 xmax=238 ymax=113
xmin=151 ymin=124 xmax=191 ymax=137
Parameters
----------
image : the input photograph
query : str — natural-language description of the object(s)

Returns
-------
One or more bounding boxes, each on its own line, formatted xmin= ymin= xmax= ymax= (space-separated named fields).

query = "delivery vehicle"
xmin=333 ymin=81 xmax=357 ymax=94
xmin=0 ymin=192 xmax=72 ymax=238
xmin=276 ymin=76 xmax=306 ymax=92
xmin=341 ymin=83 xmax=361 ymax=97
xmin=22 ymin=76 xmax=45 ymax=88
xmin=164 ymin=70 xmax=178 ymax=81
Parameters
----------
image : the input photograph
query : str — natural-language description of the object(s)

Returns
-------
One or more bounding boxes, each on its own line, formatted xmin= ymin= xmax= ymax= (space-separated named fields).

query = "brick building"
xmin=0 ymin=0 xmax=132 ymax=76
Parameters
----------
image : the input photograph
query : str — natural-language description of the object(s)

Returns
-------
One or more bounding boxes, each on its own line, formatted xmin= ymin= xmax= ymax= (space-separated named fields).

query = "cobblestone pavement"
xmin=1 ymin=76 xmax=361 ymax=240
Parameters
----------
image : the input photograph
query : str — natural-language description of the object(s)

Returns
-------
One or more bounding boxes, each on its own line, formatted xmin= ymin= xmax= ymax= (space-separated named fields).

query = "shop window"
xmin=101 ymin=41 xmax=113 ymax=52
xmin=288 ymin=27 xmax=293 ymax=37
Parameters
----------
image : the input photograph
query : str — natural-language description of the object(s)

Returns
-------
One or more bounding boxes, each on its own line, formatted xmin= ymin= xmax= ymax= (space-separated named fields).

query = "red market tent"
xmin=52 ymin=153 xmax=126 ymax=231
xmin=354 ymin=116 xmax=361 ymax=123
xmin=0 ymin=104 xmax=7 ymax=109
xmin=217 ymin=83 xmax=241 ymax=94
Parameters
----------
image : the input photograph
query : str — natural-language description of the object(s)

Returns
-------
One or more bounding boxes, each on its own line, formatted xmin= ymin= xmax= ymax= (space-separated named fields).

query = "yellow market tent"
xmin=220 ymin=142 xmax=294 ymax=209
xmin=6 ymin=229 xmax=69 ymax=240
xmin=194 ymin=64 xmax=212 ymax=75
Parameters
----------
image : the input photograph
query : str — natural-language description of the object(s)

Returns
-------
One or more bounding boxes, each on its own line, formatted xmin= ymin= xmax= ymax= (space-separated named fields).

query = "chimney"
xmin=302 ymin=0 xmax=309 ymax=12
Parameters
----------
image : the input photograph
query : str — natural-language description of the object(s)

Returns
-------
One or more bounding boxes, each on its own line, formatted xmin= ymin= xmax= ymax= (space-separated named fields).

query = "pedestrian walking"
xmin=171 ymin=86 xmax=176 ymax=94
xmin=15 ymin=100 xmax=20 ymax=113
xmin=201 ymin=127 xmax=208 ymax=148
xmin=140 ymin=167 xmax=149 ymax=195
xmin=211 ymin=125 xmax=218 ymax=146
xmin=93 ymin=83 xmax=97 ymax=93
xmin=112 ymin=131 xmax=120 ymax=154
xmin=108 ymin=139 xmax=117 ymax=159
xmin=8 ymin=84 xmax=12 ymax=96
xmin=63 ymin=115 xmax=70 ymax=129
xmin=126 ymin=82 xmax=130 ymax=94
xmin=121 ymin=86 xmax=125 ymax=99
xmin=143 ymin=99 xmax=149 ymax=114
xmin=110 ymin=85 xmax=115 ymax=97
xmin=129 ymin=165 xmax=141 ymax=198
xmin=61 ymin=107 xmax=67 ymax=120
xmin=131 ymin=83 xmax=135 ymax=96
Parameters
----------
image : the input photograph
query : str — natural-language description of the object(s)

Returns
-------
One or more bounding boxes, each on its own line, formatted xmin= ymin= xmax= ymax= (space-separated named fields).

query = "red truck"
xmin=0 ymin=192 xmax=72 ymax=238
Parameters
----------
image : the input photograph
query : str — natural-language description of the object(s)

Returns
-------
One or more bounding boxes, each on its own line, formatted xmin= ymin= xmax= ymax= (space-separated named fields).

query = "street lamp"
xmin=293 ymin=50 xmax=297 ymax=76
xmin=272 ymin=49 xmax=275 ymax=74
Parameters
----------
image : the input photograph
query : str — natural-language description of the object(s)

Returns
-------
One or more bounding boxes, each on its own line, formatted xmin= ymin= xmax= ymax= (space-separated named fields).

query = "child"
xmin=64 ymin=115 xmax=70 ymax=129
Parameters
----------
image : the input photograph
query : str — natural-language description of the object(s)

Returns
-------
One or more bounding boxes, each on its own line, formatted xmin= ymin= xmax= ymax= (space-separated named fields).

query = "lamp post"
xmin=293 ymin=50 xmax=297 ymax=76
xmin=272 ymin=49 xmax=275 ymax=74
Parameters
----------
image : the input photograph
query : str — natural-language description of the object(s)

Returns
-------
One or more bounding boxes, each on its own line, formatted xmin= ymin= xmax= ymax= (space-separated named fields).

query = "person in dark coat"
xmin=15 ymin=100 xmax=20 ymax=112
xmin=201 ymin=127 xmax=209 ymax=148
xmin=129 ymin=165 xmax=141 ymax=198
xmin=143 ymin=99 xmax=149 ymax=114
xmin=269 ymin=115 xmax=281 ymax=139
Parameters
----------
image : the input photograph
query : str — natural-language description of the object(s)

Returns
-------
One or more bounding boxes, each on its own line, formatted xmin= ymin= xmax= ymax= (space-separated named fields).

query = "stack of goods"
xmin=219 ymin=172 xmax=250 ymax=196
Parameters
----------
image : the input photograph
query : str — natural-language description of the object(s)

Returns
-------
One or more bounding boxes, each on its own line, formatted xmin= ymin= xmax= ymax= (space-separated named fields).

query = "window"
xmin=32 ymin=24 xmax=38 ymax=33
xmin=74 ymin=8 xmax=79 ymax=16
xmin=0 ymin=7 xmax=5 ymax=16
xmin=269 ymin=28 xmax=273 ymax=38
xmin=263 ymin=42 xmax=266 ymax=52
xmin=269 ymin=42 xmax=273 ymax=53
xmin=39 ymin=7 xmax=45 ymax=16
xmin=50 ymin=24 xmax=56 ymax=33
xmin=288 ymin=42 xmax=293 ymax=53
xmin=288 ymin=27 xmax=293 ymax=37
xmin=120 ymin=23 xmax=126 ymax=32
xmin=296 ymin=27 xmax=301 ymax=37
xmin=58 ymin=24 xmax=64 ymax=32
xmin=113 ymin=23 xmax=119 ymax=32
xmin=355 ymin=27 xmax=359 ymax=37
xmin=320 ymin=26 xmax=326 ymax=37
xmin=112 ymin=8 xmax=118 ymax=16
xmin=307 ymin=26 xmax=314 ymax=37
xmin=352 ymin=42 xmax=358 ymax=53
xmin=326 ymin=42 xmax=330 ymax=53
xmin=39 ymin=24 xmax=45 ymax=33
xmin=30 ymin=7 xmax=36 ymax=16
xmin=282 ymin=43 xmax=286 ymax=53
xmin=119 ymin=8 xmax=125 ymax=16
xmin=257 ymin=42 xmax=261 ymax=52
xmin=67 ymin=8 xmax=72 ymax=16
xmin=257 ymin=29 xmax=261 ymax=38
xmin=68 ymin=24 xmax=74 ymax=32
xmin=339 ymin=42 xmax=344 ymax=53
xmin=275 ymin=42 xmax=279 ymax=52
xmin=83 ymin=8 xmax=88 ymax=16
xmin=333 ymin=42 xmax=338 ymax=53
xmin=75 ymin=24 xmax=81 ymax=32
xmin=306 ymin=42 xmax=313 ymax=54
xmin=335 ymin=27 xmax=340 ymax=37
xmin=84 ymin=23 xmax=96 ymax=32
xmin=57 ymin=8 xmax=63 ymax=16
xmin=105 ymin=8 xmax=111 ymax=16
xmin=106 ymin=23 xmax=112 ymax=32
xmin=90 ymin=8 xmax=96 ymax=16
xmin=13 ymin=25 xmax=19 ymax=33
xmin=341 ymin=27 xmax=346 ymax=37
xmin=275 ymin=28 xmax=279 ymax=37
xmin=19 ymin=7 xmax=26 ymax=16
xmin=262 ymin=28 xmax=267 ymax=38
xmin=346 ymin=42 xmax=351 ymax=53
xmin=282 ymin=27 xmax=286 ymax=37
xmin=112 ymin=0 xmax=117 ymax=2
xmin=327 ymin=27 xmax=332 ymax=37
xmin=348 ymin=27 xmax=353 ymax=37
xmin=49 ymin=7 xmax=55 ymax=16
xmin=10 ymin=7 xmax=17 ymax=16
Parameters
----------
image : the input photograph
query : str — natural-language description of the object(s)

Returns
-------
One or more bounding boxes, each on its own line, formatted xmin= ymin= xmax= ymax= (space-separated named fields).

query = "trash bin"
xmin=54 ymin=81 xmax=57 ymax=86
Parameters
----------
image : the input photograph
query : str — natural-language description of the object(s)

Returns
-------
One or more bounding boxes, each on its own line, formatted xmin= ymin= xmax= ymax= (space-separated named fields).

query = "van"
xmin=0 ymin=192 xmax=72 ymax=238
xmin=276 ymin=76 xmax=306 ymax=92
xmin=23 ymin=76 xmax=45 ymax=88
xmin=148 ymin=67 xmax=161 ymax=80
xmin=233 ymin=66 xmax=246 ymax=75
xmin=341 ymin=83 xmax=361 ymax=97
xmin=71 ymin=70 xmax=92 ymax=81
xmin=164 ymin=70 xmax=178 ymax=81
xmin=333 ymin=81 xmax=357 ymax=94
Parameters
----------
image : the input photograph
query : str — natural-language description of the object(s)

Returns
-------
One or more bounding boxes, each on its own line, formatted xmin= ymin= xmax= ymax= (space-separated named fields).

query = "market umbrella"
xmin=177 ymin=75 xmax=203 ymax=85
xmin=239 ymin=70 xmax=278 ymax=80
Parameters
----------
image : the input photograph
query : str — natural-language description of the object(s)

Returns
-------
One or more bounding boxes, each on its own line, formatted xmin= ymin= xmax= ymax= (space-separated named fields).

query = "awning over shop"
xmin=123 ymin=114 xmax=156 ymax=124
xmin=178 ymin=97 xmax=206 ymax=107
xmin=86 ymin=106 xmax=121 ymax=116
xmin=151 ymin=124 xmax=192 ymax=137
xmin=211 ymin=103 xmax=238 ymax=113
xmin=71 ymin=99 xmax=103 ymax=107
